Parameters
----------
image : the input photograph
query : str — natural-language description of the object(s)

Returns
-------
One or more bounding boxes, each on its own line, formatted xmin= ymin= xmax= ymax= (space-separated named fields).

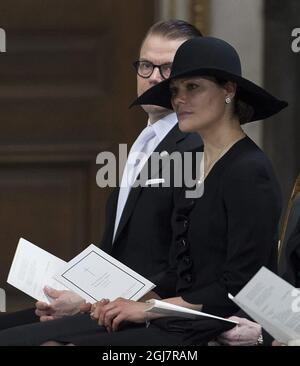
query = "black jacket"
xmin=155 ymin=137 xmax=282 ymax=318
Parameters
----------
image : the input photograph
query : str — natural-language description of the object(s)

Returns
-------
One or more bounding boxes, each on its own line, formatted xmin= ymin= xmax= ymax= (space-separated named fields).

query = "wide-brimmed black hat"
xmin=131 ymin=36 xmax=288 ymax=123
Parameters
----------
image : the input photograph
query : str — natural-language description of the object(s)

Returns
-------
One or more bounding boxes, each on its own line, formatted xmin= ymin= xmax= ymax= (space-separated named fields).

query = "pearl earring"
xmin=225 ymin=97 xmax=231 ymax=104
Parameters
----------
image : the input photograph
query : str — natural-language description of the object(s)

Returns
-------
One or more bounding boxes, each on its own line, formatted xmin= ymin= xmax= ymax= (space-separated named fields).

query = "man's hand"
xmin=35 ymin=286 xmax=85 ymax=322
xmin=216 ymin=317 xmax=262 ymax=346
xmin=91 ymin=298 xmax=148 ymax=332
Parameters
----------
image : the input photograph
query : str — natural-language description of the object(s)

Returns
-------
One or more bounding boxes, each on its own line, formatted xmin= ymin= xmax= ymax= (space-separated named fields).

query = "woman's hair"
xmin=214 ymin=77 xmax=254 ymax=124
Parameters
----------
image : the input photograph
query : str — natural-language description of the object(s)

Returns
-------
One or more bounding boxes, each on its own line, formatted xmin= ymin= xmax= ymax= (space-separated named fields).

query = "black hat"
xmin=132 ymin=36 xmax=288 ymax=123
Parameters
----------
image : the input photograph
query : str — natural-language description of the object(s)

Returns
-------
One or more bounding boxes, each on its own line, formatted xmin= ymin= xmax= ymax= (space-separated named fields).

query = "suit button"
xmin=188 ymin=199 xmax=195 ymax=207
xmin=184 ymin=274 xmax=192 ymax=283
xmin=181 ymin=239 xmax=187 ymax=247
xmin=183 ymin=256 xmax=191 ymax=264
xmin=183 ymin=220 xmax=189 ymax=228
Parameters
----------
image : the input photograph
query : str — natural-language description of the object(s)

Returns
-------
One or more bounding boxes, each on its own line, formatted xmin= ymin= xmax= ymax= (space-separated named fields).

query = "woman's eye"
xmin=187 ymin=83 xmax=198 ymax=90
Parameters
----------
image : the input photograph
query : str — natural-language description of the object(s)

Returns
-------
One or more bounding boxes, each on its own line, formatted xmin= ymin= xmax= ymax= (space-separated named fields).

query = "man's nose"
xmin=149 ymin=66 xmax=163 ymax=84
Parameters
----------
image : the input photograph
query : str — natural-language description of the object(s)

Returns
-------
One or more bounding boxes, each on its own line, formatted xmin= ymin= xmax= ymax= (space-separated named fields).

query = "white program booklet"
xmin=230 ymin=266 xmax=300 ymax=344
xmin=145 ymin=299 xmax=239 ymax=325
xmin=7 ymin=238 xmax=69 ymax=303
xmin=54 ymin=244 xmax=156 ymax=303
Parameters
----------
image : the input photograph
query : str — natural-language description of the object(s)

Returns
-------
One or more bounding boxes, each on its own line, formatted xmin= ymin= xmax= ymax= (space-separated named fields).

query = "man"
xmin=0 ymin=19 xmax=202 ymax=345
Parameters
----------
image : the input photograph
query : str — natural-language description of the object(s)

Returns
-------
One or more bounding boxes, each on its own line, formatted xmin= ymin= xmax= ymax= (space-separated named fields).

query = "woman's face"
xmin=170 ymin=76 xmax=234 ymax=133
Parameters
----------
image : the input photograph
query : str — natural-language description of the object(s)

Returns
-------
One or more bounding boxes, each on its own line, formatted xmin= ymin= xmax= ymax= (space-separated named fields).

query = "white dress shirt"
xmin=112 ymin=112 xmax=177 ymax=242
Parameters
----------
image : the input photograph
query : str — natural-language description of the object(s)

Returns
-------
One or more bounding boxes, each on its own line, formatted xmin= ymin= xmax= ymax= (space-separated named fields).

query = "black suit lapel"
xmin=149 ymin=125 xmax=188 ymax=180
xmin=113 ymin=124 xmax=187 ymax=244
xmin=101 ymin=187 xmax=119 ymax=251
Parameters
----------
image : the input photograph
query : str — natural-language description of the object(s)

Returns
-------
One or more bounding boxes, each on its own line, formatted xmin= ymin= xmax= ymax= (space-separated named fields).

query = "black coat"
xmin=155 ymin=136 xmax=282 ymax=317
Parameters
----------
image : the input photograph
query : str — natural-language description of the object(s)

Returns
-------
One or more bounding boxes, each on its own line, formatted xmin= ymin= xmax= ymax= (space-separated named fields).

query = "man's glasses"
xmin=133 ymin=60 xmax=172 ymax=80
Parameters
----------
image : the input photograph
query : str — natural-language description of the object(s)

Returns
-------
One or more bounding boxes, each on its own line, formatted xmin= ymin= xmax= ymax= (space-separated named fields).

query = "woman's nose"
xmin=173 ymin=89 xmax=186 ymax=105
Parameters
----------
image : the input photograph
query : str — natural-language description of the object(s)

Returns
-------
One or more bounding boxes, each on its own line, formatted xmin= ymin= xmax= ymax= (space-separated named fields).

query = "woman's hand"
xmin=91 ymin=298 xmax=149 ymax=332
xmin=272 ymin=340 xmax=286 ymax=346
xmin=216 ymin=317 xmax=262 ymax=346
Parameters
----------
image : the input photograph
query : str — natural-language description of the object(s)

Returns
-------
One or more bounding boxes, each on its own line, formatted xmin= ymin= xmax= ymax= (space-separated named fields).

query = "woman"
xmin=44 ymin=36 xmax=287 ymax=346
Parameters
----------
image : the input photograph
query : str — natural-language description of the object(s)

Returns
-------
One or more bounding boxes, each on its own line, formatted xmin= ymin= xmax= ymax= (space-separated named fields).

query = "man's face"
xmin=137 ymin=34 xmax=186 ymax=115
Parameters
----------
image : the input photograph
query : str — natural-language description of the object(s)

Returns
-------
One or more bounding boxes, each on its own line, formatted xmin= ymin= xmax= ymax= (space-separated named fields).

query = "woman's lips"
xmin=177 ymin=111 xmax=193 ymax=119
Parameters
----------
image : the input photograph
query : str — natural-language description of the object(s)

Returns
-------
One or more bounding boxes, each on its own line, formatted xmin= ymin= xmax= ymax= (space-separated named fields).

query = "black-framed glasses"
xmin=133 ymin=60 xmax=172 ymax=80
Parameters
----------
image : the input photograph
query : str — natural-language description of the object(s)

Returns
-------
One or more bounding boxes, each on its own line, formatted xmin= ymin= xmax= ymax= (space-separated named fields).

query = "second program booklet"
xmin=145 ymin=299 xmax=239 ymax=325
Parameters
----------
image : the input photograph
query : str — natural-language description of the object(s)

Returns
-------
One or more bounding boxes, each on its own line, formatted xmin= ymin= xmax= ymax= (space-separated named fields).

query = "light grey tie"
xmin=113 ymin=125 xmax=157 ymax=242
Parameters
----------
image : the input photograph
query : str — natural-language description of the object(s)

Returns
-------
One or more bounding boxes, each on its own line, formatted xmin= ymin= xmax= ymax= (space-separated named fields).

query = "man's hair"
xmin=141 ymin=19 xmax=202 ymax=48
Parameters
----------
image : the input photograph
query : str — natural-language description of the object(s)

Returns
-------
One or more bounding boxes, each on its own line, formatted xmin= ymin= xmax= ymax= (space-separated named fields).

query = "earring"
xmin=225 ymin=97 xmax=231 ymax=104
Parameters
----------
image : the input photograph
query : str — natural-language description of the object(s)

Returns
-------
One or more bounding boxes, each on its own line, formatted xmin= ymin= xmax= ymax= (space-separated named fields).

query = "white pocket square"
xmin=145 ymin=178 xmax=165 ymax=186
xmin=160 ymin=151 xmax=169 ymax=158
